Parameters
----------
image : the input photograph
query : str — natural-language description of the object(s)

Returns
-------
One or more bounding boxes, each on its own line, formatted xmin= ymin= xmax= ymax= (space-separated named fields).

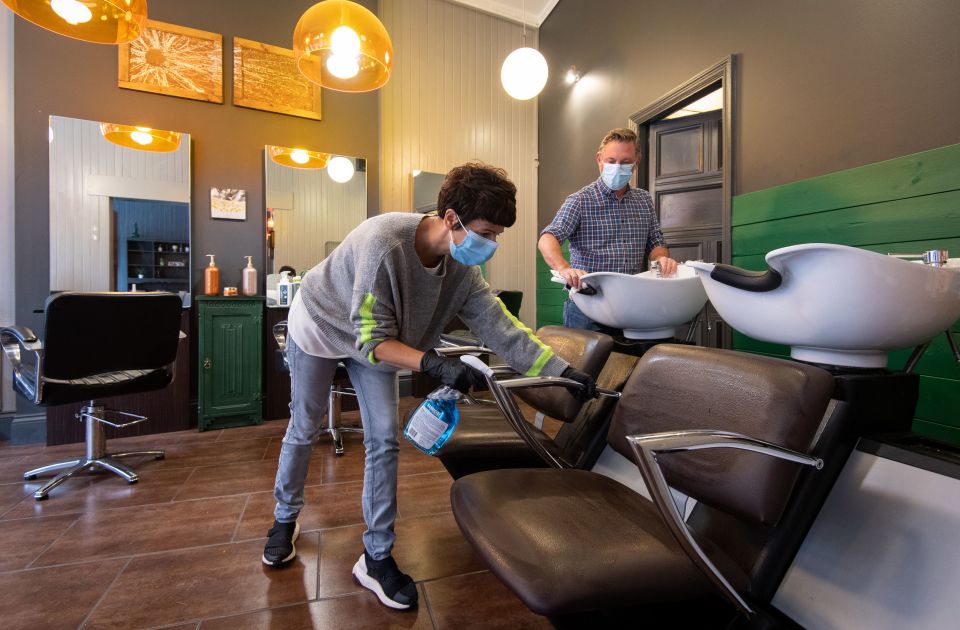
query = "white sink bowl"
xmin=571 ymin=265 xmax=708 ymax=339
xmin=687 ymin=243 xmax=960 ymax=368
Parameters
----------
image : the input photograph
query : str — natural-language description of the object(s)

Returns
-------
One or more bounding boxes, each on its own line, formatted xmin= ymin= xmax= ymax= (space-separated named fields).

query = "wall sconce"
xmin=2 ymin=0 xmax=148 ymax=44
xmin=99 ymin=123 xmax=181 ymax=152
xmin=565 ymin=65 xmax=582 ymax=85
xmin=293 ymin=0 xmax=394 ymax=93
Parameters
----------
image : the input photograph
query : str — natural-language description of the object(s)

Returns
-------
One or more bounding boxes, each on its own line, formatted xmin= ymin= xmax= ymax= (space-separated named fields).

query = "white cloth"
xmin=287 ymin=290 xmax=348 ymax=359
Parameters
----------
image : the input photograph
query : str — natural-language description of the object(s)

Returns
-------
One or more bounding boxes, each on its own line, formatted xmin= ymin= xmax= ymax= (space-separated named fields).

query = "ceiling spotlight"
xmin=565 ymin=65 xmax=581 ymax=85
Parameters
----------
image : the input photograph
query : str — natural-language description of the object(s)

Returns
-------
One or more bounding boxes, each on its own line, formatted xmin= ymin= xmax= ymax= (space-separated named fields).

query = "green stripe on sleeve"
xmin=496 ymin=298 xmax=554 ymax=376
xmin=358 ymin=292 xmax=378 ymax=345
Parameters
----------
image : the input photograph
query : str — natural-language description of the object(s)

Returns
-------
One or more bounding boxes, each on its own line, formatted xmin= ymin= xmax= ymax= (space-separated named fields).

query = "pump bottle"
xmin=204 ymin=255 xmax=220 ymax=296
xmin=242 ymin=256 xmax=258 ymax=296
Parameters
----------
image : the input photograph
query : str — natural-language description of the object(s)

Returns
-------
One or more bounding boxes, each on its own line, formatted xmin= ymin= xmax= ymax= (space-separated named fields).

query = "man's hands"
xmin=419 ymin=350 xmax=486 ymax=394
xmin=556 ymin=266 xmax=589 ymax=289
xmin=561 ymin=366 xmax=597 ymax=400
xmin=654 ymin=256 xmax=679 ymax=277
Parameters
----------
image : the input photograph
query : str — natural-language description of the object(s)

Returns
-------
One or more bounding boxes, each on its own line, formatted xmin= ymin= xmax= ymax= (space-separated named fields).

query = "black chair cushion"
xmin=38 ymin=368 xmax=173 ymax=407
xmin=451 ymin=468 xmax=746 ymax=615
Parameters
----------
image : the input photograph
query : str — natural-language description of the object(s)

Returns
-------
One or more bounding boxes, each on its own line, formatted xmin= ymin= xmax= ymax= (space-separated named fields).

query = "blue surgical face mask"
xmin=601 ymin=162 xmax=633 ymax=190
xmin=449 ymin=215 xmax=498 ymax=265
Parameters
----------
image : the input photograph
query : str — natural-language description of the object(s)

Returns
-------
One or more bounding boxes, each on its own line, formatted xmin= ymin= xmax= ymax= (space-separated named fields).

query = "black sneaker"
xmin=262 ymin=520 xmax=300 ymax=566
xmin=352 ymin=551 xmax=418 ymax=609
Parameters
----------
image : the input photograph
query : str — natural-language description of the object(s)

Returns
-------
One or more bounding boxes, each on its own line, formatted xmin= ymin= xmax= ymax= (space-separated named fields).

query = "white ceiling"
xmin=445 ymin=0 xmax=561 ymax=27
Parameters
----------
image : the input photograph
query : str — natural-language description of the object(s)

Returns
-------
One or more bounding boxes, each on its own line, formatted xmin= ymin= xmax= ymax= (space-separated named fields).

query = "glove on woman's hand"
xmin=561 ymin=366 xmax=597 ymax=400
xmin=419 ymin=350 xmax=486 ymax=394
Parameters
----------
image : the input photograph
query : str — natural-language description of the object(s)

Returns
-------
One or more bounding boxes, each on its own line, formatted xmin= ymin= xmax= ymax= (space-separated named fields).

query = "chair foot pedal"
xmin=24 ymin=474 xmax=37 ymax=481
xmin=34 ymin=493 xmax=49 ymax=501
xmin=127 ymin=478 xmax=139 ymax=485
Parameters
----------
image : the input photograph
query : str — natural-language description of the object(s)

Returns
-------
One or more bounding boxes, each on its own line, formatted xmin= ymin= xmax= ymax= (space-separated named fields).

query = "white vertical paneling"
xmin=380 ymin=0 xmax=540 ymax=326
xmin=48 ymin=116 xmax=189 ymax=291
xmin=1 ymin=9 xmax=14 ymax=412
xmin=265 ymin=155 xmax=367 ymax=275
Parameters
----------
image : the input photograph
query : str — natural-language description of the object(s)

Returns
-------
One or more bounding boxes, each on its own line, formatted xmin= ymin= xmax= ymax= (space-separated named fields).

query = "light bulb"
xmin=130 ymin=131 xmax=153 ymax=145
xmin=412 ymin=169 xmax=421 ymax=177
xmin=501 ymin=47 xmax=548 ymax=100
xmin=290 ymin=149 xmax=310 ymax=165
xmin=51 ymin=0 xmax=93 ymax=25
xmin=327 ymin=156 xmax=355 ymax=183
xmin=330 ymin=25 xmax=361 ymax=57
xmin=327 ymin=54 xmax=360 ymax=79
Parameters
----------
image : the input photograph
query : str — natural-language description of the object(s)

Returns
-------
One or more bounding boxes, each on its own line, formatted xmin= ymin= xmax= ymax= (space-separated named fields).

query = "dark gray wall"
xmin=537 ymin=0 xmax=960 ymax=228
xmin=14 ymin=0 xmax=380 ymax=334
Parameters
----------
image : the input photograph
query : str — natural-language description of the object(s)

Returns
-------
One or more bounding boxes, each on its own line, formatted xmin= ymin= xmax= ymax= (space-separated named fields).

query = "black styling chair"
xmin=451 ymin=345 xmax=837 ymax=624
xmin=272 ymin=321 xmax=360 ymax=455
xmin=1 ymin=292 xmax=184 ymax=500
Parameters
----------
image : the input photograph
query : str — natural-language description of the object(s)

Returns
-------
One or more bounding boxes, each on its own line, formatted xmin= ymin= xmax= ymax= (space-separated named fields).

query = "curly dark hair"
xmin=436 ymin=162 xmax=517 ymax=228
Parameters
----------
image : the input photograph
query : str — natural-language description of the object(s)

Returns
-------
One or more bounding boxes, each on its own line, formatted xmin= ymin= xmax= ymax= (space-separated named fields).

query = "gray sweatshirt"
xmin=299 ymin=212 xmax=569 ymax=377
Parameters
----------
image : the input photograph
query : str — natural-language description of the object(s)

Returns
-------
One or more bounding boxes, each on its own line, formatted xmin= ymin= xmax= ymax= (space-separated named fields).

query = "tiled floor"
xmin=0 ymin=399 xmax=556 ymax=629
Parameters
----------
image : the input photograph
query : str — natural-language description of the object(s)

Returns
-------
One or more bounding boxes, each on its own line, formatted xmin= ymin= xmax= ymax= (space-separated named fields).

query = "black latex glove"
xmin=419 ymin=350 xmax=486 ymax=394
xmin=561 ymin=366 xmax=597 ymax=400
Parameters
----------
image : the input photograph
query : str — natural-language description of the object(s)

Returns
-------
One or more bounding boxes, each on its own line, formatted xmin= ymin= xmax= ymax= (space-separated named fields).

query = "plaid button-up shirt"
xmin=541 ymin=178 xmax=666 ymax=275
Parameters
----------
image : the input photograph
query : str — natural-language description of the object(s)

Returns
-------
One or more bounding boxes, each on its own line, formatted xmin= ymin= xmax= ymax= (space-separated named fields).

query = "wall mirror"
xmin=48 ymin=115 xmax=192 ymax=305
xmin=412 ymin=170 xmax=445 ymax=213
xmin=264 ymin=145 xmax=367 ymax=279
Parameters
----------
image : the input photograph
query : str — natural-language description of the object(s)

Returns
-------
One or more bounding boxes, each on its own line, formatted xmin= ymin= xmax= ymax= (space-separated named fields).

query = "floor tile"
xmin=1 ymin=468 xmax=193 ymax=520
xmin=0 ymin=559 xmax=125 ymax=630
xmin=198 ymin=587 xmax=432 ymax=629
xmin=84 ymin=535 xmax=320 ymax=629
xmin=424 ymin=571 xmax=552 ymax=629
xmin=0 ymin=456 xmax=29 ymax=484
xmin=32 ymin=495 xmax=247 ymax=567
xmin=215 ymin=420 xmax=290 ymax=443
xmin=233 ymin=481 xmax=364 ymax=541
xmin=319 ymin=512 xmax=484 ymax=598
xmin=173 ymin=459 xmax=322 ymax=502
xmin=130 ymin=437 xmax=272 ymax=471
xmin=0 ymin=482 xmax=40 ymax=516
xmin=396 ymin=472 xmax=453 ymax=519
xmin=0 ymin=513 xmax=78 ymax=571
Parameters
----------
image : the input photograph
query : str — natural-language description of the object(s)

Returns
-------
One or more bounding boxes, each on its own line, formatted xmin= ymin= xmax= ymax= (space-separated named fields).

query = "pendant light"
xmin=293 ymin=0 xmax=394 ymax=93
xmin=2 ymin=0 xmax=148 ymax=44
xmin=100 ymin=123 xmax=181 ymax=152
xmin=500 ymin=0 xmax=547 ymax=100
xmin=326 ymin=156 xmax=355 ymax=183
xmin=268 ymin=145 xmax=331 ymax=170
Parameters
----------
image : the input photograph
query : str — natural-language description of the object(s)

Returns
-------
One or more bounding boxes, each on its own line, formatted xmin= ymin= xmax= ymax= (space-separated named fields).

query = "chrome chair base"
xmin=326 ymin=383 xmax=360 ymax=456
xmin=23 ymin=402 xmax=164 ymax=500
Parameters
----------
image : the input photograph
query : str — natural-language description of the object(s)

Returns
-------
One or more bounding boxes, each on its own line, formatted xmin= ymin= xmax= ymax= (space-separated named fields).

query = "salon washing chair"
xmin=452 ymin=344 xmax=843 ymax=625
xmin=272 ymin=321 xmax=360 ymax=455
xmin=431 ymin=326 xmax=633 ymax=479
xmin=1 ymin=292 xmax=184 ymax=500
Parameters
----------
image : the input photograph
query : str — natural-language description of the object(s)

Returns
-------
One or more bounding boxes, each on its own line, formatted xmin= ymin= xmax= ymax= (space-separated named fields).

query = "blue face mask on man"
xmin=601 ymin=162 xmax=633 ymax=190
xmin=449 ymin=214 xmax=498 ymax=266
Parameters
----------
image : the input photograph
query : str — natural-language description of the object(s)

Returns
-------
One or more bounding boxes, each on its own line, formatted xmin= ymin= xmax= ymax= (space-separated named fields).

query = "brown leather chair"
xmin=431 ymin=326 xmax=623 ymax=479
xmin=451 ymin=344 xmax=836 ymax=623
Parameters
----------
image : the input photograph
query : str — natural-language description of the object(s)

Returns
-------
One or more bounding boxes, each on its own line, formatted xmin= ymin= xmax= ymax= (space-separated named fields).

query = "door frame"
xmin=628 ymin=55 xmax=736 ymax=264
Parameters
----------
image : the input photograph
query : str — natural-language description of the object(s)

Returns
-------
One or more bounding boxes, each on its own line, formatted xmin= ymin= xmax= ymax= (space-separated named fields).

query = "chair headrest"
xmin=608 ymin=344 xmax=834 ymax=526
xmin=514 ymin=326 xmax=614 ymax=423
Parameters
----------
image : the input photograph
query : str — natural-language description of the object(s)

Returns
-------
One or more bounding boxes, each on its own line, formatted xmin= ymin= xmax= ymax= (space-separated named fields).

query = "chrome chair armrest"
xmin=434 ymin=345 xmax=494 ymax=357
xmin=625 ymin=430 xmax=823 ymax=617
xmin=1 ymin=326 xmax=44 ymax=405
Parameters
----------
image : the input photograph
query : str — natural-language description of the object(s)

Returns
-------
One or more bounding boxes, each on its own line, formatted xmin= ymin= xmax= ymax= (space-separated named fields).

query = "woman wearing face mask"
xmin=262 ymin=162 xmax=595 ymax=611
xmin=538 ymin=128 xmax=678 ymax=333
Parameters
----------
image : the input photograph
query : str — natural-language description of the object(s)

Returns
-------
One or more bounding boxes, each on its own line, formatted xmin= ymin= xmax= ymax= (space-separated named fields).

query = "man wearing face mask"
xmin=539 ymin=128 xmax=678 ymax=332
xmin=262 ymin=162 xmax=595 ymax=611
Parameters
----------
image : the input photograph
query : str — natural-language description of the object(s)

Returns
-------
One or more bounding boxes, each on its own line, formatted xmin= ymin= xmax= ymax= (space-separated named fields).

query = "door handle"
xmin=203 ymin=358 xmax=212 ymax=370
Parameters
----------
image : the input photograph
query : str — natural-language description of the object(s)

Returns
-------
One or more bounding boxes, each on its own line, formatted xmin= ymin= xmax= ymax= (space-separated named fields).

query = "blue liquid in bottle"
xmin=403 ymin=387 xmax=460 ymax=456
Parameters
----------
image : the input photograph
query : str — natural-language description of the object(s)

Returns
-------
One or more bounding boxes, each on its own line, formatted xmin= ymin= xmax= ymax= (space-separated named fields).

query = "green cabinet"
xmin=197 ymin=296 xmax=264 ymax=431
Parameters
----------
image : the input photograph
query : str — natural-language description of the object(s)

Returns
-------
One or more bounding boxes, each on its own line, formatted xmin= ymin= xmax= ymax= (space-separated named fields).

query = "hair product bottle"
xmin=242 ymin=256 xmax=258 ymax=296
xmin=204 ymin=254 xmax=220 ymax=296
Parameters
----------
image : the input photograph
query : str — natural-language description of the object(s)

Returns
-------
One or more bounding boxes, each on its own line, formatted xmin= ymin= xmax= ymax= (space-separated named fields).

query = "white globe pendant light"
xmin=500 ymin=0 xmax=547 ymax=100
xmin=327 ymin=156 xmax=355 ymax=183
xmin=501 ymin=47 xmax=548 ymax=100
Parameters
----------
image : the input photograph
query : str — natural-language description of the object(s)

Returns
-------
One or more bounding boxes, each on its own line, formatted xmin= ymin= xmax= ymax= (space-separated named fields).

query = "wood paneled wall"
xmin=731 ymin=143 xmax=960 ymax=446
xmin=379 ymin=0 xmax=540 ymax=325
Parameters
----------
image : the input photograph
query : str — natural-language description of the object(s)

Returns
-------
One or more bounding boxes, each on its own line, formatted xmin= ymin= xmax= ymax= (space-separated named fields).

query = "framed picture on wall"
xmin=118 ymin=20 xmax=224 ymax=103
xmin=232 ymin=37 xmax=322 ymax=120
xmin=211 ymin=188 xmax=247 ymax=221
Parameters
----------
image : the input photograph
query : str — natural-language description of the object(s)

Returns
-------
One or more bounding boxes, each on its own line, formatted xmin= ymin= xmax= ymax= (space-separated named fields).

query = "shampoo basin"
xmin=686 ymin=243 xmax=960 ymax=368
xmin=567 ymin=265 xmax=708 ymax=339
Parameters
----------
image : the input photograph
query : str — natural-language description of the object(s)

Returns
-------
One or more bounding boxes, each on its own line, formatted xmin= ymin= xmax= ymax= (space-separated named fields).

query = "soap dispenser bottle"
xmin=242 ymin=256 xmax=257 ymax=296
xmin=204 ymin=255 xmax=220 ymax=296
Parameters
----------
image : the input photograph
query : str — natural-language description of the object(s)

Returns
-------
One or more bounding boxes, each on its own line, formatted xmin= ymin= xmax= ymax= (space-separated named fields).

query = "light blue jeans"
xmin=273 ymin=336 xmax=400 ymax=560
xmin=563 ymin=299 xmax=622 ymax=336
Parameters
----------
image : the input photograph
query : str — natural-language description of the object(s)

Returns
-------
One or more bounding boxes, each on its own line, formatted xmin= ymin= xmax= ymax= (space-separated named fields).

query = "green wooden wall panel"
xmin=732 ymin=190 xmax=960 ymax=258
xmin=732 ymin=237 xmax=960 ymax=273
xmin=915 ymin=375 xmax=960 ymax=426
xmin=913 ymin=418 xmax=960 ymax=446
xmin=732 ymin=142 xmax=960 ymax=227
xmin=731 ymin=332 xmax=788 ymax=357
xmin=536 ymin=243 xmax=569 ymax=329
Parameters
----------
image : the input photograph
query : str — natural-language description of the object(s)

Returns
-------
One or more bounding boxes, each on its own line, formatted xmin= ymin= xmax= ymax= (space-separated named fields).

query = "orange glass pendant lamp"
xmin=293 ymin=0 xmax=393 ymax=92
xmin=2 ymin=0 xmax=148 ymax=44
xmin=100 ymin=123 xmax=181 ymax=152
xmin=268 ymin=145 xmax=331 ymax=169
